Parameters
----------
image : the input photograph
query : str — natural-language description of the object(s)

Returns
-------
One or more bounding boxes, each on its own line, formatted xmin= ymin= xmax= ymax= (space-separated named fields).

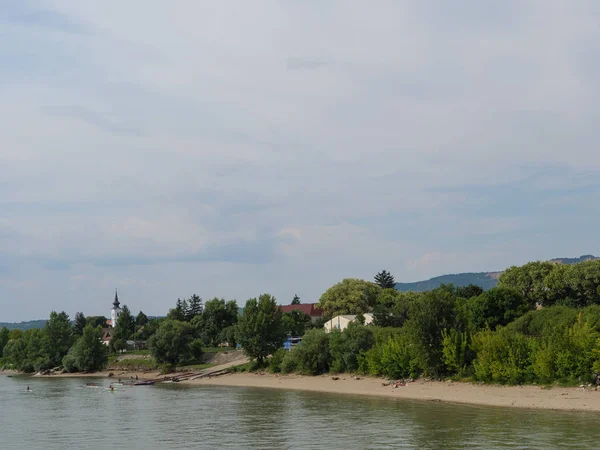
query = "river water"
xmin=1 ymin=375 xmax=598 ymax=449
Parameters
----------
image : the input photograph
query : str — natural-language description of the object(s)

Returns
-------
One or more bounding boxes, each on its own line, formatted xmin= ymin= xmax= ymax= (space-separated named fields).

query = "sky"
xmin=1 ymin=0 xmax=600 ymax=321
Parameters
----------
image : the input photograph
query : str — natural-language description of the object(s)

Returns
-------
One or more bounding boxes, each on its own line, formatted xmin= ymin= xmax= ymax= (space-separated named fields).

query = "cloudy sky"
xmin=1 ymin=1 xmax=600 ymax=321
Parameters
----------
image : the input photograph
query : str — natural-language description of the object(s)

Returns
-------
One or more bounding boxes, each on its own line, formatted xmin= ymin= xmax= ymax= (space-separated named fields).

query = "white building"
xmin=324 ymin=313 xmax=374 ymax=332
xmin=110 ymin=290 xmax=122 ymax=328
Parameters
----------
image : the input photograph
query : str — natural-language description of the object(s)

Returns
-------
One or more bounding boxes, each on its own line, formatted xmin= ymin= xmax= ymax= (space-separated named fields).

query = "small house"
xmin=323 ymin=314 xmax=374 ymax=332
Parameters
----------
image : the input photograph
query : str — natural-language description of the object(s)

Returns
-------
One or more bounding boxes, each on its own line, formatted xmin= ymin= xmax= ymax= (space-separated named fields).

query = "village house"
xmin=279 ymin=303 xmax=324 ymax=322
xmin=324 ymin=313 xmax=374 ymax=332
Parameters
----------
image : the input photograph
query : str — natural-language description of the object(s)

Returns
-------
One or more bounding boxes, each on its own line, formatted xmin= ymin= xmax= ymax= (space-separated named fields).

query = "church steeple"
xmin=110 ymin=289 xmax=121 ymax=328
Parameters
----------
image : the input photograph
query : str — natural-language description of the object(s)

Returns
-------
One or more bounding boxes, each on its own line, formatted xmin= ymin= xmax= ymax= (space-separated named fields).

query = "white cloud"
xmin=1 ymin=0 xmax=600 ymax=320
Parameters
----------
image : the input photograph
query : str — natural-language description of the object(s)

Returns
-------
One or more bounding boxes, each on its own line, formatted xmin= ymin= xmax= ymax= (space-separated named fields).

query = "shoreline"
xmin=11 ymin=369 xmax=600 ymax=412
xmin=185 ymin=373 xmax=600 ymax=413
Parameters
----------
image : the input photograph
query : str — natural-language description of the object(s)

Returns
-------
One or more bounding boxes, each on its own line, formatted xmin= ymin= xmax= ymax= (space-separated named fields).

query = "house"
xmin=279 ymin=303 xmax=324 ymax=322
xmin=324 ymin=313 xmax=374 ymax=332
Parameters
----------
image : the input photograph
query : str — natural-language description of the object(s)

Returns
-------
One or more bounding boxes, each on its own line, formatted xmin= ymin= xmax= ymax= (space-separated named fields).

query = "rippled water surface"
xmin=1 ymin=375 xmax=599 ymax=449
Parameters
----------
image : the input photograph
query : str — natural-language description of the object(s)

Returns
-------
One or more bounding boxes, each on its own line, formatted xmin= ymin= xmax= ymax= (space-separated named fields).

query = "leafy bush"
xmin=283 ymin=328 xmax=331 ymax=375
xmin=329 ymin=323 xmax=374 ymax=373
xmin=62 ymin=354 xmax=79 ymax=373
xmin=472 ymin=328 xmax=532 ymax=384
xmin=269 ymin=349 xmax=287 ymax=373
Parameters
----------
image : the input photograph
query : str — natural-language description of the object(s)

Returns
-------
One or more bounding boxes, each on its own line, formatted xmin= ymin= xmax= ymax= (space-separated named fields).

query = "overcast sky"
xmin=2 ymin=1 xmax=600 ymax=321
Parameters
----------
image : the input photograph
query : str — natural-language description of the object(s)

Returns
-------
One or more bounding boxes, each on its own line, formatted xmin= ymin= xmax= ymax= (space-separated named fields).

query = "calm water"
xmin=1 ymin=375 xmax=598 ymax=449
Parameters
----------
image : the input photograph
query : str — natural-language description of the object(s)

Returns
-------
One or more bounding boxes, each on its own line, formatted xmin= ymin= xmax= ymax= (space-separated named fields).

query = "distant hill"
xmin=0 ymin=320 xmax=47 ymax=331
xmin=395 ymin=254 xmax=599 ymax=293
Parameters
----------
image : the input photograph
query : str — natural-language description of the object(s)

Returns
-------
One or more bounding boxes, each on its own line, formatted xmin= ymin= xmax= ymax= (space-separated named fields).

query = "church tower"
xmin=110 ymin=289 xmax=122 ymax=328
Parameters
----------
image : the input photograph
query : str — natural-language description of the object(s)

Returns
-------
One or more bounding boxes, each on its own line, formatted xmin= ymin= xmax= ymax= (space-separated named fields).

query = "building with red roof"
xmin=279 ymin=303 xmax=324 ymax=322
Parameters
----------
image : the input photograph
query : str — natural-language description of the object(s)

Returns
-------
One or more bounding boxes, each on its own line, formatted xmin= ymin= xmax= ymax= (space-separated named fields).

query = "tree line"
xmin=5 ymin=259 xmax=600 ymax=384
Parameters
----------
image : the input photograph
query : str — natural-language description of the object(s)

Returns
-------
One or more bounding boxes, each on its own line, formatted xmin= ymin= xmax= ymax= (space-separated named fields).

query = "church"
xmin=101 ymin=290 xmax=122 ymax=345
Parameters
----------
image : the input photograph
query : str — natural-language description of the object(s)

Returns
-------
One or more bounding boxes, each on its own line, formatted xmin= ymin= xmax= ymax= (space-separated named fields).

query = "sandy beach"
xmin=186 ymin=373 xmax=600 ymax=412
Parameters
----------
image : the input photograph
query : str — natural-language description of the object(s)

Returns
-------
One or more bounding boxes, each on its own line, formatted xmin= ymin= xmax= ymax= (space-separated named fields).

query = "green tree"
xmin=73 ymin=312 xmax=87 ymax=336
xmin=317 ymin=279 xmax=381 ymax=317
xmin=235 ymin=294 xmax=286 ymax=364
xmin=0 ymin=326 xmax=9 ymax=358
xmin=167 ymin=298 xmax=186 ymax=321
xmin=329 ymin=322 xmax=375 ymax=373
xmin=468 ymin=287 xmax=532 ymax=331
xmin=498 ymin=261 xmax=555 ymax=306
xmin=291 ymin=294 xmax=301 ymax=305
xmin=374 ymin=270 xmax=396 ymax=289
xmin=282 ymin=310 xmax=312 ymax=337
xmin=282 ymin=328 xmax=332 ymax=375
xmin=69 ymin=325 xmax=108 ymax=372
xmin=372 ymin=289 xmax=414 ymax=327
xmin=86 ymin=316 xmax=108 ymax=328
xmin=404 ymin=288 xmax=457 ymax=377
xmin=192 ymin=298 xmax=238 ymax=346
xmin=114 ymin=305 xmax=135 ymax=341
xmin=186 ymin=295 xmax=204 ymax=320
xmin=4 ymin=329 xmax=50 ymax=373
xmin=455 ymin=284 xmax=484 ymax=299
xmin=148 ymin=319 xmax=196 ymax=365
xmin=44 ymin=311 xmax=73 ymax=367
xmin=136 ymin=311 xmax=149 ymax=328
xmin=136 ymin=317 xmax=163 ymax=340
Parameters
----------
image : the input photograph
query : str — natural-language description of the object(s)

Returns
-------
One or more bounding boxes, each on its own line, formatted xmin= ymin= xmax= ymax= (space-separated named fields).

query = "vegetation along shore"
xmin=4 ymin=258 xmax=600 ymax=412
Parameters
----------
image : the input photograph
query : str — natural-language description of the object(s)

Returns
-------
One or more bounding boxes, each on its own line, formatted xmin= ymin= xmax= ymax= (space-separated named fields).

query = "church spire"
xmin=113 ymin=289 xmax=120 ymax=309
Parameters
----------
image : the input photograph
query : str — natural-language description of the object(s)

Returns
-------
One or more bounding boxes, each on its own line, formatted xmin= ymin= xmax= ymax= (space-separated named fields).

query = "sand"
xmin=185 ymin=373 xmax=600 ymax=412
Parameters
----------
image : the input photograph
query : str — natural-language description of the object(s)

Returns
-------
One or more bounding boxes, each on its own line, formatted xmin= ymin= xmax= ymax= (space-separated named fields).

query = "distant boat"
xmin=133 ymin=380 xmax=155 ymax=386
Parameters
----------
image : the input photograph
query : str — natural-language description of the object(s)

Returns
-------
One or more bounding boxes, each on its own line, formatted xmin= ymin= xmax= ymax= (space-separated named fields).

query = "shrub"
xmin=62 ymin=354 xmax=79 ymax=373
xmin=269 ymin=349 xmax=286 ymax=373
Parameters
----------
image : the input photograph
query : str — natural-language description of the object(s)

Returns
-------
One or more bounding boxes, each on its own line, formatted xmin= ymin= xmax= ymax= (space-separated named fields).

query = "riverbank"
xmin=186 ymin=373 xmax=600 ymax=412
xmin=16 ymin=368 xmax=600 ymax=412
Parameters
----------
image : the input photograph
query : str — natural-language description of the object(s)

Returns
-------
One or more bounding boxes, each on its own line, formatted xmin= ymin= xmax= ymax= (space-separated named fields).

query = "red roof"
xmin=279 ymin=303 xmax=324 ymax=317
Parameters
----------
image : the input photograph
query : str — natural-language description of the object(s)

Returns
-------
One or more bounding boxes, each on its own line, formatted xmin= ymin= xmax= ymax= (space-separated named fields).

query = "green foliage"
xmin=455 ymin=284 xmax=485 ymax=299
xmin=282 ymin=328 xmax=331 ymax=375
xmin=0 ymin=326 xmax=9 ymax=358
xmin=472 ymin=328 xmax=532 ymax=384
xmin=372 ymin=290 xmax=413 ymax=327
xmin=148 ymin=319 xmax=196 ymax=365
xmin=186 ymin=295 xmax=204 ymax=321
xmin=374 ymin=270 xmax=396 ymax=289
xmin=62 ymin=354 xmax=78 ymax=373
xmin=329 ymin=323 xmax=374 ymax=373
xmin=44 ymin=311 xmax=74 ymax=367
xmin=73 ymin=312 xmax=86 ymax=336
xmin=136 ymin=317 xmax=163 ymax=340
xmin=467 ymin=287 xmax=533 ymax=331
xmin=403 ymin=288 xmax=456 ymax=377
xmin=86 ymin=316 xmax=108 ymax=328
xmin=441 ymin=328 xmax=473 ymax=377
xmin=498 ymin=261 xmax=555 ymax=306
xmin=291 ymin=294 xmax=301 ymax=305
xmin=282 ymin=310 xmax=312 ymax=337
xmin=235 ymin=294 xmax=286 ymax=363
xmin=136 ymin=311 xmax=149 ymax=327
xmin=379 ymin=335 xmax=415 ymax=379
xmin=193 ymin=298 xmax=239 ymax=346
xmin=114 ymin=305 xmax=135 ymax=342
xmin=507 ymin=306 xmax=579 ymax=336
xmin=70 ymin=325 xmax=108 ymax=372
xmin=269 ymin=348 xmax=287 ymax=373
xmin=3 ymin=328 xmax=51 ymax=373
xmin=317 ymin=278 xmax=381 ymax=316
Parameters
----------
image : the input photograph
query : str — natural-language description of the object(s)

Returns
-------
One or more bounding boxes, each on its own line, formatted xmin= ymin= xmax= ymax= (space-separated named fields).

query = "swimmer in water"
xmin=26 ymin=385 xmax=30 ymax=391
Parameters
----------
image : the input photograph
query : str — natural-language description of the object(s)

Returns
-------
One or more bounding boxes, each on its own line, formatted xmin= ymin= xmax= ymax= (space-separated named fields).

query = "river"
xmin=1 ymin=375 xmax=597 ymax=449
